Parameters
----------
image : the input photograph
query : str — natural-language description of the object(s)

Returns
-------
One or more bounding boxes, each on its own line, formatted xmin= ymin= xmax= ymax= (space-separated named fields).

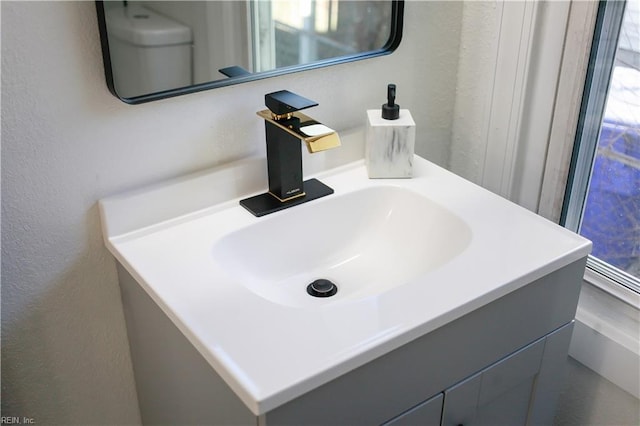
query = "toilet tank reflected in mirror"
xmin=105 ymin=3 xmax=193 ymax=98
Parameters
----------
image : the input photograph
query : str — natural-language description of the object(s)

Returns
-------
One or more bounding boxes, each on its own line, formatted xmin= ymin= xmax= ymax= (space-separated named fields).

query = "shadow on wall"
xmin=554 ymin=357 xmax=640 ymax=426
xmin=1 ymin=204 xmax=141 ymax=424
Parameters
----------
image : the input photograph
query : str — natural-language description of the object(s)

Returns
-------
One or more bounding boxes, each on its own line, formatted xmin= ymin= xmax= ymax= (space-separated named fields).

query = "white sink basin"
xmin=213 ymin=186 xmax=471 ymax=307
xmin=99 ymin=155 xmax=591 ymax=415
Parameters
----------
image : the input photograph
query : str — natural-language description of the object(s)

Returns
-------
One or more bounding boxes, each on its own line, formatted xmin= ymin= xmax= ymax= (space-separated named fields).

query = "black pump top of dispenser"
xmin=381 ymin=84 xmax=400 ymax=120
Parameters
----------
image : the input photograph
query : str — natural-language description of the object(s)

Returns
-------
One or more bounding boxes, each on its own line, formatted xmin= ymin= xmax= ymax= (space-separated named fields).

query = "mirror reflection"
xmin=97 ymin=1 xmax=402 ymax=103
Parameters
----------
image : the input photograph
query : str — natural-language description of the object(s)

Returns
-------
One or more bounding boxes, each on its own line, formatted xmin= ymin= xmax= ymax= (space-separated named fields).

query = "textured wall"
xmin=449 ymin=1 xmax=501 ymax=184
xmin=1 ymin=1 xmax=462 ymax=423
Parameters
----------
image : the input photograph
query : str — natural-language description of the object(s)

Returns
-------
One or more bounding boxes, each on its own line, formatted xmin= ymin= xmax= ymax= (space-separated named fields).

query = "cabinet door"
xmin=441 ymin=338 xmax=545 ymax=426
xmin=383 ymin=393 xmax=444 ymax=426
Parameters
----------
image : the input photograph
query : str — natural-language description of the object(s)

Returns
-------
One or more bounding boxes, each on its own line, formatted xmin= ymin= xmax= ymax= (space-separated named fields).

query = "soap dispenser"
xmin=365 ymin=84 xmax=416 ymax=178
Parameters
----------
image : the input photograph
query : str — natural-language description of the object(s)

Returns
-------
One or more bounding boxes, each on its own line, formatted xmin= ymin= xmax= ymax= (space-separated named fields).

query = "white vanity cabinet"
xmin=101 ymin=156 xmax=591 ymax=426
xmin=117 ymin=257 xmax=585 ymax=426
xmin=384 ymin=323 xmax=573 ymax=426
xmin=441 ymin=336 xmax=547 ymax=426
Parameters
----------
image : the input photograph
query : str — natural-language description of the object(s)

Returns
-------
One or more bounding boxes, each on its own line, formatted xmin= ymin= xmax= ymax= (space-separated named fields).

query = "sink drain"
xmin=306 ymin=279 xmax=338 ymax=298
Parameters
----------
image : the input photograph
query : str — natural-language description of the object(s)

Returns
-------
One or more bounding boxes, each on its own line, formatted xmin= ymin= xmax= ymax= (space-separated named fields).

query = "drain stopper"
xmin=306 ymin=279 xmax=338 ymax=297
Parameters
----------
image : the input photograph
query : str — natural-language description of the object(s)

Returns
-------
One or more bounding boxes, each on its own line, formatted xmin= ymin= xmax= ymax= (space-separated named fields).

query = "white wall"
xmin=449 ymin=0 xmax=500 ymax=184
xmin=1 ymin=1 xmax=462 ymax=423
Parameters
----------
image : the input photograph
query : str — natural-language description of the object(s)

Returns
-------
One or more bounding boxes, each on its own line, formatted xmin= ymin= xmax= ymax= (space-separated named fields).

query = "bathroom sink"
xmin=99 ymin=154 xmax=591 ymax=415
xmin=213 ymin=186 xmax=471 ymax=307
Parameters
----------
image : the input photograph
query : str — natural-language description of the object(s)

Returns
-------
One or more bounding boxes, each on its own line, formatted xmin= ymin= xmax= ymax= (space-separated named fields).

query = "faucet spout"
xmin=256 ymin=109 xmax=341 ymax=153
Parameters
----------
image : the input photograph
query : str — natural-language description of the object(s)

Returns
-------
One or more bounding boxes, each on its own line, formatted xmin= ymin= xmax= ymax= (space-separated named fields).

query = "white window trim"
xmin=473 ymin=0 xmax=579 ymax=214
xmin=538 ymin=1 xmax=599 ymax=224
xmin=479 ymin=0 xmax=539 ymax=200
xmin=481 ymin=0 xmax=639 ymax=395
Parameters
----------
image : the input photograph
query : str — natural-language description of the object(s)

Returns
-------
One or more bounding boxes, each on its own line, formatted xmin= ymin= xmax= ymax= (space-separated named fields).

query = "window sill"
xmin=583 ymin=259 xmax=640 ymax=307
xmin=570 ymin=269 xmax=640 ymax=399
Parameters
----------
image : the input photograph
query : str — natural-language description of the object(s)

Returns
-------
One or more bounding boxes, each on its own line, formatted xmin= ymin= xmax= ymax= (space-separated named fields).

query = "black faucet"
xmin=240 ymin=90 xmax=341 ymax=217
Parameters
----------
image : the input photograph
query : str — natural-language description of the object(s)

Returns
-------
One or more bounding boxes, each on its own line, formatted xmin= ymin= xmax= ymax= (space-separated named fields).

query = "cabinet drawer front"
xmin=442 ymin=338 xmax=545 ymax=426
xmin=441 ymin=373 xmax=482 ymax=426
xmin=383 ymin=393 xmax=444 ymax=426
xmin=479 ymin=337 xmax=545 ymax=404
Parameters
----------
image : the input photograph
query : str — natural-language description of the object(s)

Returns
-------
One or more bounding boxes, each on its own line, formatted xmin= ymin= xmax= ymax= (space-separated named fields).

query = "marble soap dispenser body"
xmin=365 ymin=85 xmax=416 ymax=178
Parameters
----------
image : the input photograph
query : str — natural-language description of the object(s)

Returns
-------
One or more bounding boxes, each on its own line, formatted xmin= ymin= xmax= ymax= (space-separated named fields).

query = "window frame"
xmin=560 ymin=0 xmax=640 ymax=298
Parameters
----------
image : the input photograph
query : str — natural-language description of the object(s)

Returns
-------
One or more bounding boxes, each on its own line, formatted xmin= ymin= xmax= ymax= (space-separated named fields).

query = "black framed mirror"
xmin=96 ymin=1 xmax=404 ymax=104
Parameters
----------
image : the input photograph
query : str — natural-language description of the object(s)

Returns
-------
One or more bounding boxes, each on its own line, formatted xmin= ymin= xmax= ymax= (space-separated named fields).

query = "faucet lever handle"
xmin=265 ymin=90 xmax=318 ymax=117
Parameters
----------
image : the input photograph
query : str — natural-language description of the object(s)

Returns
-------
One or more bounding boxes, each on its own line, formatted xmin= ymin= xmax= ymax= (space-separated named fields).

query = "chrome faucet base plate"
xmin=239 ymin=179 xmax=334 ymax=217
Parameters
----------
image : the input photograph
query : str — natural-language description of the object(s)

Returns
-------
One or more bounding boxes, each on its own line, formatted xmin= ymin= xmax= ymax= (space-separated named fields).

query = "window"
xmin=251 ymin=0 xmax=394 ymax=71
xmin=562 ymin=0 xmax=640 ymax=294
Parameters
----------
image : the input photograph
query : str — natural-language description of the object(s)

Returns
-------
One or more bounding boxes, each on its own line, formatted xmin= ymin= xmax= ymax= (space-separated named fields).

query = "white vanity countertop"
xmin=99 ymin=155 xmax=591 ymax=415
